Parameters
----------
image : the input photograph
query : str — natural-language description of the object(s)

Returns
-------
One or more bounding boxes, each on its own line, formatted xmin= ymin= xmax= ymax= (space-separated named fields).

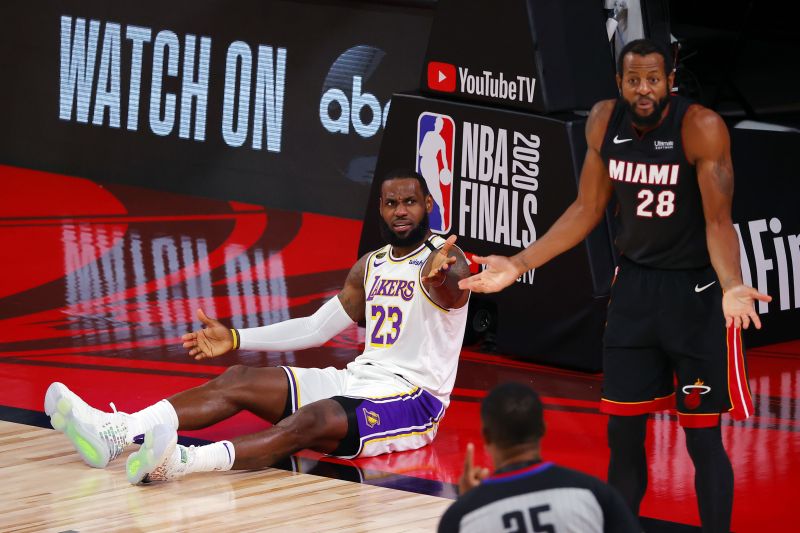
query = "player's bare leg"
xmin=167 ymin=365 xmax=290 ymax=429
xmin=128 ymin=398 xmax=349 ymax=483
xmin=46 ymin=365 xmax=291 ymax=472
xmin=229 ymin=399 xmax=349 ymax=469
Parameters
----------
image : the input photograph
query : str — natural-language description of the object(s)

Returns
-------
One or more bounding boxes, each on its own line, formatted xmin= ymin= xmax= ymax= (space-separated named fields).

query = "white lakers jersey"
xmin=350 ymin=235 xmax=469 ymax=407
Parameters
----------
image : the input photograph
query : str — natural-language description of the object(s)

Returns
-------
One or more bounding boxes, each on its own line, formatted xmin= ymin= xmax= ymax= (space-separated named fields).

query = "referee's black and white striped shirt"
xmin=438 ymin=461 xmax=639 ymax=533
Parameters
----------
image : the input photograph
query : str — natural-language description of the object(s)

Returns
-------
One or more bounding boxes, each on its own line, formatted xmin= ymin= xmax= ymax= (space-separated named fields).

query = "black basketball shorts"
xmin=600 ymin=257 xmax=754 ymax=427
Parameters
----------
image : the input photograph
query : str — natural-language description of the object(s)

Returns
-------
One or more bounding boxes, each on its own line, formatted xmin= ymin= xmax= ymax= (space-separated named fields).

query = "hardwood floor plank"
xmin=0 ymin=421 xmax=451 ymax=532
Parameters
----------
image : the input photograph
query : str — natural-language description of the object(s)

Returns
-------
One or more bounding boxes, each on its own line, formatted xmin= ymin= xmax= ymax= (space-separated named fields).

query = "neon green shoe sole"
xmin=127 ymin=425 xmax=176 ymax=485
xmin=49 ymin=397 xmax=111 ymax=468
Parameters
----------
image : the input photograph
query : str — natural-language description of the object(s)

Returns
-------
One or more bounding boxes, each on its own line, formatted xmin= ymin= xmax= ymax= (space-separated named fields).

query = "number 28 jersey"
xmin=600 ymin=95 xmax=709 ymax=269
xmin=350 ymin=235 xmax=469 ymax=407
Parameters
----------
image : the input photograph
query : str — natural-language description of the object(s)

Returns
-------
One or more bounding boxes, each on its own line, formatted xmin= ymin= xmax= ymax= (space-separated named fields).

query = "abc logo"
xmin=319 ymin=46 xmax=391 ymax=138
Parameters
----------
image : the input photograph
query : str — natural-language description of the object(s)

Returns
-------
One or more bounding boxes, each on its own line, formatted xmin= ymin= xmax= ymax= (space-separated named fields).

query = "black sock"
xmin=607 ymin=414 xmax=649 ymax=517
xmin=684 ymin=425 xmax=733 ymax=533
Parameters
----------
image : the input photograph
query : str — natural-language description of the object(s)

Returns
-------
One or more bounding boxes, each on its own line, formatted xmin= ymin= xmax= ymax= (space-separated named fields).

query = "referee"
xmin=438 ymin=382 xmax=638 ymax=533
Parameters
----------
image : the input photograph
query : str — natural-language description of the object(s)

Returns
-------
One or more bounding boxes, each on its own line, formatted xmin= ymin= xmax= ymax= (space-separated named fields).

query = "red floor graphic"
xmin=2 ymin=165 xmax=798 ymax=531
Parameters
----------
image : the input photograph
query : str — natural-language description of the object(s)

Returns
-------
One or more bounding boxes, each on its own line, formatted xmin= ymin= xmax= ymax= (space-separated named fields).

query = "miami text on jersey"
xmin=609 ymin=159 xmax=680 ymax=185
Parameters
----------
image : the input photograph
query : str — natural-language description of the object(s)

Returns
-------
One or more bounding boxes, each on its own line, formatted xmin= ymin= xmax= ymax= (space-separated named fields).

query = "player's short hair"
xmin=481 ymin=382 xmax=545 ymax=448
xmin=617 ymin=38 xmax=673 ymax=76
xmin=380 ymin=169 xmax=430 ymax=197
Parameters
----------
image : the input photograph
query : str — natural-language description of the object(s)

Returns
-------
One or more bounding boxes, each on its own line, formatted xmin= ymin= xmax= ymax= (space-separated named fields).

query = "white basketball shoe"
xmin=127 ymin=424 xmax=191 ymax=484
xmin=44 ymin=382 xmax=130 ymax=468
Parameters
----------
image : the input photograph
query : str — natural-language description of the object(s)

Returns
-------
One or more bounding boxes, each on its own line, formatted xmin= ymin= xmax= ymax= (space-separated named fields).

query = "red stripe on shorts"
xmin=600 ymin=393 xmax=675 ymax=415
xmin=678 ymin=412 xmax=721 ymax=428
xmin=727 ymin=326 xmax=753 ymax=420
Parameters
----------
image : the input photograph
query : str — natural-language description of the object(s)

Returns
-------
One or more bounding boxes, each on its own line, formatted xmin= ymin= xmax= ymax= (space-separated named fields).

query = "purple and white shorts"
xmin=281 ymin=363 xmax=445 ymax=458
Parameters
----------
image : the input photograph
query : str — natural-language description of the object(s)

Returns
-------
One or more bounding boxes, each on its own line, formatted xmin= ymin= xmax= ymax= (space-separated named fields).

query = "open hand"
xmin=458 ymin=254 xmax=524 ymax=293
xmin=722 ymin=285 xmax=771 ymax=330
xmin=422 ymin=235 xmax=458 ymax=286
xmin=181 ymin=308 xmax=234 ymax=360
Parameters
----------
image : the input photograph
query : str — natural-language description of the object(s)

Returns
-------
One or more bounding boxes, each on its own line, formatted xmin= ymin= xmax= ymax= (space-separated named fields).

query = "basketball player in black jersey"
xmin=458 ymin=39 xmax=771 ymax=532
xmin=438 ymin=382 xmax=638 ymax=533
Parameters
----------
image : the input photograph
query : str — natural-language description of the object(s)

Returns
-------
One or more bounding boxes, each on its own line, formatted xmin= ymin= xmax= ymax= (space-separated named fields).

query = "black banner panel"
xmin=0 ymin=0 xmax=433 ymax=219
xmin=731 ymin=129 xmax=800 ymax=347
xmin=420 ymin=0 xmax=617 ymax=113
xmin=359 ymin=93 xmax=613 ymax=371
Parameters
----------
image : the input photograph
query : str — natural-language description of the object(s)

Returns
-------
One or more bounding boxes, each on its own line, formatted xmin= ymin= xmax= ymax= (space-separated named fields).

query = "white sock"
xmin=183 ymin=441 xmax=235 ymax=473
xmin=127 ymin=400 xmax=179 ymax=443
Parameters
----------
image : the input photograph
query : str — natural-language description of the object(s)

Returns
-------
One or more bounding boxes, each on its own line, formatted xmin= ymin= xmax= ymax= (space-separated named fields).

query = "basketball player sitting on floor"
xmin=45 ymin=170 xmax=471 ymax=484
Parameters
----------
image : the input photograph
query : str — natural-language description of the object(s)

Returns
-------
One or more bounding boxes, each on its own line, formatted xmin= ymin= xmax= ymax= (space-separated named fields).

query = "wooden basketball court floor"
xmin=1 ymin=164 xmax=798 ymax=532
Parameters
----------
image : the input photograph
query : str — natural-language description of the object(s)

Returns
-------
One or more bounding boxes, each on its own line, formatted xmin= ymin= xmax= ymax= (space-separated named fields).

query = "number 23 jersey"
xmin=351 ymin=235 xmax=469 ymax=407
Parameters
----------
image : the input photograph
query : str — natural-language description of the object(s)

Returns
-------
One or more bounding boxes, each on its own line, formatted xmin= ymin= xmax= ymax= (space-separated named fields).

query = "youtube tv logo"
xmin=427 ymin=61 xmax=456 ymax=93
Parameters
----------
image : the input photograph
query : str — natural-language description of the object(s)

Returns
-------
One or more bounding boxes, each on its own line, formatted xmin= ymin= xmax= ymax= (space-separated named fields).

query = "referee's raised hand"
xmin=458 ymin=442 xmax=490 ymax=496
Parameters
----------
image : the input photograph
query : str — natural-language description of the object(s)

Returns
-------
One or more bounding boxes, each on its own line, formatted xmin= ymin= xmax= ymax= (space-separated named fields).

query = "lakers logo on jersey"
xmin=366 ymin=276 xmax=416 ymax=301
xmin=363 ymin=408 xmax=381 ymax=428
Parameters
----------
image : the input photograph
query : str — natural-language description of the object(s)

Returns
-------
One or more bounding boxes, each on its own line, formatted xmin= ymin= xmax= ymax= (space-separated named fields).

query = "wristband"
xmin=230 ymin=328 xmax=240 ymax=350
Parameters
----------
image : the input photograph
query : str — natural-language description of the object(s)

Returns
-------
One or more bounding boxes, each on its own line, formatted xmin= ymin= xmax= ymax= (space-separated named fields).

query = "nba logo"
xmin=416 ymin=112 xmax=455 ymax=234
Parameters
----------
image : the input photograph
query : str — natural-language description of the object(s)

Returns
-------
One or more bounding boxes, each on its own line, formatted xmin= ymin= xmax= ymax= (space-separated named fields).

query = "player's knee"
xmin=278 ymin=401 xmax=347 ymax=449
xmin=281 ymin=411 xmax=323 ymax=448
xmin=215 ymin=364 xmax=255 ymax=388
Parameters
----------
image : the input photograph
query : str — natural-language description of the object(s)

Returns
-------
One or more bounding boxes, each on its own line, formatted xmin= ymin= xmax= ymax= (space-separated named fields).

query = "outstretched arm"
xmin=686 ymin=106 xmax=771 ymax=329
xmin=459 ymin=100 xmax=616 ymax=293
xmin=182 ymin=254 xmax=369 ymax=359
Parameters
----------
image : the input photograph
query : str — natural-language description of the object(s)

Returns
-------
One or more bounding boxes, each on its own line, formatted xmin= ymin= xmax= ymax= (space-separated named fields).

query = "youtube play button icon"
xmin=427 ymin=61 xmax=456 ymax=93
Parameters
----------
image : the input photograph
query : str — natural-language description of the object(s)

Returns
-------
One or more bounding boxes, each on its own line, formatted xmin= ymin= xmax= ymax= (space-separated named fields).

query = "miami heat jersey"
xmin=351 ymin=235 xmax=469 ymax=407
xmin=600 ymin=95 xmax=709 ymax=269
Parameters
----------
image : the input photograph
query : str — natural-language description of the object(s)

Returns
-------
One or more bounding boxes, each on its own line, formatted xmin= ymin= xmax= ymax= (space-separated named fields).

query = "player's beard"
xmin=380 ymin=212 xmax=430 ymax=248
xmin=625 ymin=93 xmax=670 ymax=129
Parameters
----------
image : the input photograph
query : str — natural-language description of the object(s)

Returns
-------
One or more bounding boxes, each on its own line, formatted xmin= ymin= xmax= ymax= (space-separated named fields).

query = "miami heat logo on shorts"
xmin=682 ymin=378 xmax=711 ymax=410
xmin=416 ymin=112 xmax=455 ymax=234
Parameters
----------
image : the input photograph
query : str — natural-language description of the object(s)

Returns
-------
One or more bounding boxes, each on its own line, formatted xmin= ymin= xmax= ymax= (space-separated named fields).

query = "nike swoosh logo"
xmin=613 ymin=135 xmax=633 ymax=144
xmin=373 ymin=260 xmax=386 ymax=268
xmin=694 ymin=281 xmax=716 ymax=293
